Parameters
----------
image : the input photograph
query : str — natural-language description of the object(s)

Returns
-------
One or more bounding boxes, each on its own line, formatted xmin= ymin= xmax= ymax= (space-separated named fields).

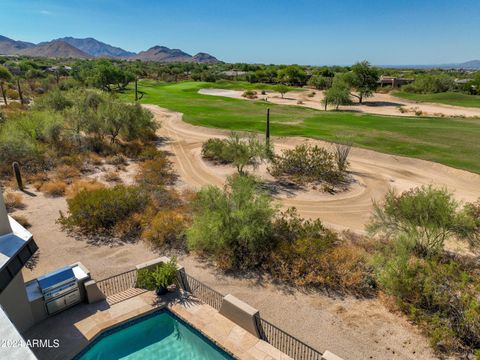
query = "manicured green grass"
xmin=124 ymin=81 xmax=480 ymax=173
xmin=393 ymin=91 xmax=480 ymax=108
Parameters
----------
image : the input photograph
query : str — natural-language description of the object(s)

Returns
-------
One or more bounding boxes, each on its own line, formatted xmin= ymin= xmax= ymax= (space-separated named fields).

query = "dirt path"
xmin=147 ymin=104 xmax=480 ymax=236
xmin=199 ymin=88 xmax=480 ymax=118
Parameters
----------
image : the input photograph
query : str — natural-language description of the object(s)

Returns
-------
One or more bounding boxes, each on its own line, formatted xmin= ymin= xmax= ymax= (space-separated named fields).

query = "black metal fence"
xmin=255 ymin=315 xmax=323 ymax=360
xmin=96 ymin=267 xmax=324 ymax=360
xmin=97 ymin=268 xmax=140 ymax=298
xmin=178 ymin=271 xmax=224 ymax=311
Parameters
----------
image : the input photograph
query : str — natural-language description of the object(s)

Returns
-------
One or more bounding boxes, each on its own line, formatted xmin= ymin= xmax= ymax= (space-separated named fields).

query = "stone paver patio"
xmin=24 ymin=290 xmax=292 ymax=360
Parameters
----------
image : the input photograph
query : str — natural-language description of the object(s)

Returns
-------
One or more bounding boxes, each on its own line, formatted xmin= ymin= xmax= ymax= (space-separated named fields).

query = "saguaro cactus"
xmin=12 ymin=162 xmax=23 ymax=190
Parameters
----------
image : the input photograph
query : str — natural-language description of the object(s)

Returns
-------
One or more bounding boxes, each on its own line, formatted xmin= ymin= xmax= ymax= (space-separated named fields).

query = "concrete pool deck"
xmin=24 ymin=290 xmax=292 ymax=360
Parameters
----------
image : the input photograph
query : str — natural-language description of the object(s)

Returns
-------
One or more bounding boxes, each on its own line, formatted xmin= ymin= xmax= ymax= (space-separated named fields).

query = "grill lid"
xmin=37 ymin=265 xmax=75 ymax=291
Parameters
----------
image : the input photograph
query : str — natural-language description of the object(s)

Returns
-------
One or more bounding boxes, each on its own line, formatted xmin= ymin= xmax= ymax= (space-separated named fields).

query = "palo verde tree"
xmin=346 ymin=60 xmax=379 ymax=103
xmin=0 ymin=65 xmax=12 ymax=106
xmin=322 ymin=75 xmax=352 ymax=110
xmin=367 ymin=186 xmax=480 ymax=256
xmin=274 ymin=84 xmax=289 ymax=99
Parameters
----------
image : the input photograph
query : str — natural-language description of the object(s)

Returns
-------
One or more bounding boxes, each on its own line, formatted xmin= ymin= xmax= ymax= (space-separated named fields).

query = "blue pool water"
xmin=76 ymin=310 xmax=234 ymax=360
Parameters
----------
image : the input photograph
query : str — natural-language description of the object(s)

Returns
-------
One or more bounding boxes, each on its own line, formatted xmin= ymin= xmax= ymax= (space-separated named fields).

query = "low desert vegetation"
xmin=3 ymin=192 xmax=25 ymax=211
xmin=201 ymin=132 xmax=269 ymax=175
xmin=60 ymin=148 xmax=190 ymax=244
xmin=0 ymin=88 xmax=157 ymax=182
xmin=269 ymin=143 xmax=347 ymax=187
xmin=186 ymin=177 xmax=480 ymax=356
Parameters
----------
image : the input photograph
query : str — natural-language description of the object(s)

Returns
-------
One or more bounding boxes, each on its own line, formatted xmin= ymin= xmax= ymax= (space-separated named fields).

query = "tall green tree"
xmin=277 ymin=65 xmax=307 ymax=86
xmin=322 ymin=76 xmax=352 ymax=110
xmin=0 ymin=65 xmax=12 ymax=106
xmin=347 ymin=61 xmax=379 ymax=103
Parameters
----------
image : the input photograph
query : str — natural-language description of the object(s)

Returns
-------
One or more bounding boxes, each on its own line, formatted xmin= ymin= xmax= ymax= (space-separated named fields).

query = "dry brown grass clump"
xmin=104 ymin=171 xmax=122 ymax=183
xmin=66 ymin=179 xmax=105 ymax=199
xmin=141 ymin=210 xmax=187 ymax=249
xmin=11 ymin=214 xmax=31 ymax=228
xmin=54 ymin=165 xmax=81 ymax=184
xmin=3 ymin=192 xmax=25 ymax=211
xmin=40 ymin=180 xmax=67 ymax=197
xmin=27 ymin=172 xmax=50 ymax=191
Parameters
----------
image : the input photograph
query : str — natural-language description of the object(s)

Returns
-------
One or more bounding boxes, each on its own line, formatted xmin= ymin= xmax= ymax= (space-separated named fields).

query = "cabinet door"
xmin=64 ymin=290 xmax=80 ymax=306
xmin=46 ymin=297 xmax=65 ymax=314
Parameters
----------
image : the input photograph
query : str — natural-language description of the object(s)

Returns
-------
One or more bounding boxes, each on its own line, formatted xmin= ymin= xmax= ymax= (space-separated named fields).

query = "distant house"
xmin=378 ymin=76 xmax=414 ymax=88
xmin=221 ymin=70 xmax=247 ymax=77
xmin=454 ymin=78 xmax=472 ymax=85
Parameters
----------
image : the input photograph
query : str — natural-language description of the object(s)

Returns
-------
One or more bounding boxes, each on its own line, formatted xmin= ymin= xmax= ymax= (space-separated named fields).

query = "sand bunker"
xmin=146 ymin=104 xmax=480 ymax=235
xmin=198 ymin=88 xmax=480 ymax=118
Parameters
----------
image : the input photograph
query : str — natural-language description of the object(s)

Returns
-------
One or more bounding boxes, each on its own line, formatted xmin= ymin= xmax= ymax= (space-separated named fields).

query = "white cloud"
xmin=39 ymin=10 xmax=52 ymax=15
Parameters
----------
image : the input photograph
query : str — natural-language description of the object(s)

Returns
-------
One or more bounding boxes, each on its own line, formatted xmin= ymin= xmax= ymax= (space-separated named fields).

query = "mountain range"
xmin=380 ymin=60 xmax=480 ymax=70
xmin=0 ymin=35 xmax=220 ymax=63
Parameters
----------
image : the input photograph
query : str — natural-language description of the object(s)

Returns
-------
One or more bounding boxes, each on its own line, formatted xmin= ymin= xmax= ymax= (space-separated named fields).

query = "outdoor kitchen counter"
xmin=25 ymin=262 xmax=90 ymax=326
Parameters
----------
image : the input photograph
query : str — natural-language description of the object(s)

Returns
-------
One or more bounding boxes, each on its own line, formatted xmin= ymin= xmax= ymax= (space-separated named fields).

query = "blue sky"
xmin=1 ymin=0 xmax=479 ymax=65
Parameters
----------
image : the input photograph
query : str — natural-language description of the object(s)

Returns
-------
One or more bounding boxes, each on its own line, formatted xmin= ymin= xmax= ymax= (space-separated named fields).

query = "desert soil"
xmin=146 ymin=104 xmax=480 ymax=237
xmin=12 ymin=103 xmax=480 ymax=359
xmin=199 ymin=88 xmax=480 ymax=118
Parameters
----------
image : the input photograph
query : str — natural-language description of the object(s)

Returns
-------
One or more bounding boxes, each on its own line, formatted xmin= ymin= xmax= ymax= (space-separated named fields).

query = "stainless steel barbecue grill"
xmin=37 ymin=266 xmax=81 ymax=315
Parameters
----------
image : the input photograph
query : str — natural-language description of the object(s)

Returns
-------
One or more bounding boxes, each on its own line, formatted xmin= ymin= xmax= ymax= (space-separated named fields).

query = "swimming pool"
xmin=75 ymin=309 xmax=235 ymax=360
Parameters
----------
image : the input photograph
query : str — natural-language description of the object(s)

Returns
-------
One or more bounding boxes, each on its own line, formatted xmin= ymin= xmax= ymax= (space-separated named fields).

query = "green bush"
xmin=402 ymin=74 xmax=456 ymax=94
xmin=59 ymin=185 xmax=148 ymax=234
xmin=269 ymin=209 xmax=374 ymax=296
xmin=201 ymin=138 xmax=230 ymax=163
xmin=367 ymin=186 xmax=480 ymax=256
xmin=136 ymin=258 xmax=178 ymax=290
xmin=187 ymin=175 xmax=276 ymax=269
xmin=34 ymin=90 xmax=73 ymax=111
xmin=269 ymin=143 xmax=342 ymax=185
xmin=374 ymin=237 xmax=480 ymax=353
xmin=201 ymin=133 xmax=268 ymax=174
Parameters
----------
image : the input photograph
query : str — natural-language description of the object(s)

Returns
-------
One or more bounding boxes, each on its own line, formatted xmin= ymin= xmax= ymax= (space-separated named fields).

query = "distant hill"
xmin=381 ymin=60 xmax=480 ymax=70
xmin=17 ymin=40 xmax=92 ymax=59
xmin=53 ymin=37 xmax=135 ymax=58
xmin=0 ymin=35 xmax=35 ymax=55
xmin=192 ymin=52 xmax=220 ymax=64
xmin=132 ymin=46 xmax=195 ymax=62
xmin=0 ymin=35 xmax=221 ymax=63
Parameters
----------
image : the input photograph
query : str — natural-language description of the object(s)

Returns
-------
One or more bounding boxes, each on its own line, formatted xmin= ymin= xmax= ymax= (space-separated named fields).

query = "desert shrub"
xmin=59 ymin=185 xmax=148 ymax=234
xmin=367 ymin=186 xmax=480 ymax=256
xmin=374 ymin=237 xmax=480 ymax=354
xmin=269 ymin=209 xmax=374 ymax=295
xmin=3 ymin=192 xmax=25 ymax=211
xmin=242 ymin=90 xmax=257 ymax=99
xmin=6 ymin=89 xmax=19 ymax=100
xmin=11 ymin=214 xmax=31 ymax=228
xmin=333 ymin=140 xmax=352 ymax=172
xmin=107 ymin=154 xmax=127 ymax=166
xmin=201 ymin=138 xmax=229 ymax=163
xmin=136 ymin=146 xmax=162 ymax=161
xmin=136 ymin=152 xmax=175 ymax=190
xmin=187 ymin=175 xmax=276 ymax=270
xmin=41 ymin=180 xmax=67 ymax=197
xmin=66 ymin=179 xmax=105 ymax=198
xmin=34 ymin=90 xmax=73 ymax=111
xmin=402 ymin=74 xmax=456 ymax=94
xmin=54 ymin=165 xmax=81 ymax=183
xmin=104 ymin=171 xmax=121 ymax=183
xmin=202 ymin=133 xmax=268 ymax=175
xmin=142 ymin=210 xmax=187 ymax=249
xmin=270 ymin=143 xmax=342 ymax=185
